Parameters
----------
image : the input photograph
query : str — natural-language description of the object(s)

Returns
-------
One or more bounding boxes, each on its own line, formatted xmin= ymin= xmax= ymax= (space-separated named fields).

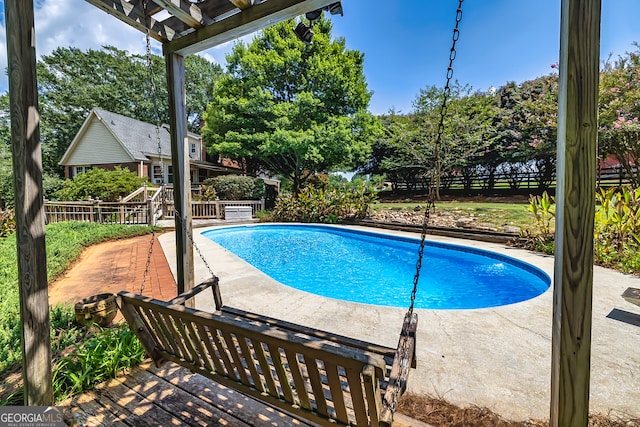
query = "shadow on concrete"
xmin=607 ymin=308 xmax=640 ymax=327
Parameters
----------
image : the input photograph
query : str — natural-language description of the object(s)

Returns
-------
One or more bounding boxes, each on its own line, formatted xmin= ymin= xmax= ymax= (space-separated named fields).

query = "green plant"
xmin=270 ymin=185 xmax=377 ymax=223
xmin=3 ymin=323 xmax=146 ymax=404
xmin=0 ymin=222 xmax=152 ymax=376
xmin=197 ymin=184 xmax=217 ymax=201
xmin=594 ymin=186 xmax=640 ymax=273
xmin=517 ymin=186 xmax=640 ymax=275
xmin=204 ymin=175 xmax=265 ymax=200
xmin=54 ymin=166 xmax=147 ymax=202
xmin=595 ymin=186 xmax=640 ymax=250
xmin=528 ymin=191 xmax=555 ymax=237
xmin=52 ymin=324 xmax=146 ymax=401
xmin=516 ymin=192 xmax=556 ymax=254
xmin=0 ymin=208 xmax=15 ymax=237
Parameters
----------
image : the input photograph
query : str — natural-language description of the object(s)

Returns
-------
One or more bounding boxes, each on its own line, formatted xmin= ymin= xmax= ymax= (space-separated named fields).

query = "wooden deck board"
xmin=60 ymin=361 xmax=315 ymax=426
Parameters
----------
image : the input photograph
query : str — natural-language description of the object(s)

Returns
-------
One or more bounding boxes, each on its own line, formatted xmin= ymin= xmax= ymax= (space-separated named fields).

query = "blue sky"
xmin=1 ymin=0 xmax=639 ymax=115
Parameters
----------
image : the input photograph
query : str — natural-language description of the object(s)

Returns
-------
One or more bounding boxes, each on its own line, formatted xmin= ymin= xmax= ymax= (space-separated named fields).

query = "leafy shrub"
xmin=515 ymin=192 xmax=556 ymax=254
xmin=55 ymin=166 xmax=146 ymax=202
xmin=2 ymin=323 xmax=146 ymax=404
xmin=195 ymin=184 xmax=217 ymax=201
xmin=203 ymin=175 xmax=265 ymax=200
xmin=594 ymin=186 xmax=640 ymax=273
xmin=518 ymin=187 xmax=640 ymax=275
xmin=0 ymin=172 xmax=14 ymax=209
xmin=0 ymin=170 xmax=67 ymax=207
xmin=43 ymin=173 xmax=66 ymax=200
xmin=0 ymin=208 xmax=15 ymax=237
xmin=269 ymin=185 xmax=377 ymax=223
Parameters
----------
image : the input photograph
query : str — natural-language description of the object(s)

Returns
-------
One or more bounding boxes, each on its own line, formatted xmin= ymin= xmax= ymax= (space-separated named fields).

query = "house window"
xmin=167 ymin=166 xmax=173 ymax=184
xmin=190 ymin=143 xmax=197 ymax=155
xmin=153 ymin=165 xmax=163 ymax=182
xmin=73 ymin=165 xmax=92 ymax=176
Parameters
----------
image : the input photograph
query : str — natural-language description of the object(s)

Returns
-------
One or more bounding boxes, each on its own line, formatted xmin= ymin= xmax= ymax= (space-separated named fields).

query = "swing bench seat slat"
xmin=117 ymin=279 xmax=417 ymax=427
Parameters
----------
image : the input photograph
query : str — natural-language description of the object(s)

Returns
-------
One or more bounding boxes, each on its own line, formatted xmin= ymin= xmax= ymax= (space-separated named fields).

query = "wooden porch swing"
xmin=119 ymin=279 xmax=417 ymax=426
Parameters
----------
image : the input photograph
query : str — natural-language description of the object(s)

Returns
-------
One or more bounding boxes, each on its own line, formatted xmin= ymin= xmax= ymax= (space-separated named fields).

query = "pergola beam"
xmin=551 ymin=0 xmax=601 ymax=425
xmin=152 ymin=0 xmax=212 ymax=28
xmin=164 ymin=0 xmax=335 ymax=55
xmin=85 ymin=0 xmax=176 ymax=42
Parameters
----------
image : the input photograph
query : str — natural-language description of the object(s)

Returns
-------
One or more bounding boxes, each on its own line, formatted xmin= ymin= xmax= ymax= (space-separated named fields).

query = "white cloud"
xmin=35 ymin=0 xmax=147 ymax=54
xmin=0 ymin=1 xmax=263 ymax=92
xmin=198 ymin=52 xmax=217 ymax=64
xmin=1 ymin=0 xmax=151 ymax=92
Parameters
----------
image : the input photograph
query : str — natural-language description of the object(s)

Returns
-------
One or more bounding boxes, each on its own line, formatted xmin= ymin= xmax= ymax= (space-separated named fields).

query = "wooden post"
xmin=5 ymin=0 xmax=53 ymax=405
xmin=551 ymin=0 xmax=601 ymax=425
xmin=165 ymin=51 xmax=195 ymax=301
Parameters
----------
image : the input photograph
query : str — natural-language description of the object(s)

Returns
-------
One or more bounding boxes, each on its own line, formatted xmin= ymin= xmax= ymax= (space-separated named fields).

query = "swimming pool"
xmin=202 ymin=224 xmax=550 ymax=309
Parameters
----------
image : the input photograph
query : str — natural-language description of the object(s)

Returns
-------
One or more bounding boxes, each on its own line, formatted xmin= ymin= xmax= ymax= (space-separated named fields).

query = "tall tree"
xmin=36 ymin=46 xmax=223 ymax=175
xmin=410 ymin=83 xmax=497 ymax=196
xmin=365 ymin=112 xmax=426 ymax=191
xmin=599 ymin=46 xmax=640 ymax=186
xmin=202 ymin=17 xmax=379 ymax=193
xmin=493 ymin=74 xmax=559 ymax=190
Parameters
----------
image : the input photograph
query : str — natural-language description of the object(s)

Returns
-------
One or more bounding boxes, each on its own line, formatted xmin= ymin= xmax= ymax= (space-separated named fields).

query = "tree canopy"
xmin=599 ymin=45 xmax=640 ymax=186
xmin=36 ymin=46 xmax=223 ymax=175
xmin=202 ymin=17 xmax=379 ymax=193
xmin=368 ymin=45 xmax=640 ymax=194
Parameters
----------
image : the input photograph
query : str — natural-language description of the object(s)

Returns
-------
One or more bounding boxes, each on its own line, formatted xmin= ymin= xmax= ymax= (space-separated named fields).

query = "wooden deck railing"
xmin=44 ymin=186 xmax=265 ymax=225
xmin=44 ymin=200 xmax=152 ymax=225
xmin=164 ymin=199 xmax=265 ymax=220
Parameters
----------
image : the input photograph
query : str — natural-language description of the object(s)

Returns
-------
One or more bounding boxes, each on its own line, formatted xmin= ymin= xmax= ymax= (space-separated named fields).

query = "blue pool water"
xmin=201 ymin=224 xmax=550 ymax=309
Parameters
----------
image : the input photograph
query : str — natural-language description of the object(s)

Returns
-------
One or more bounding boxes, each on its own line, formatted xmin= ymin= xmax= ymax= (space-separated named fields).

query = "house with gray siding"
xmin=59 ymin=108 xmax=240 ymax=184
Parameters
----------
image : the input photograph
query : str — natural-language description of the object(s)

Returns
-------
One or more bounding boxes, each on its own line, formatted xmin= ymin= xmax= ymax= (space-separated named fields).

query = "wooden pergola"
xmin=5 ymin=1 xmax=600 ymax=426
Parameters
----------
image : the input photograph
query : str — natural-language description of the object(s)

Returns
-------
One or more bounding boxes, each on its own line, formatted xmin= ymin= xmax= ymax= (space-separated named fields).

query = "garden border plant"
xmin=267 ymin=184 xmax=377 ymax=223
xmin=517 ymin=185 xmax=640 ymax=275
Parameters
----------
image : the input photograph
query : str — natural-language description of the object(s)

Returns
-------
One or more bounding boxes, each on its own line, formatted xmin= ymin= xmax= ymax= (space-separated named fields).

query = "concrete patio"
xmin=158 ymin=224 xmax=640 ymax=422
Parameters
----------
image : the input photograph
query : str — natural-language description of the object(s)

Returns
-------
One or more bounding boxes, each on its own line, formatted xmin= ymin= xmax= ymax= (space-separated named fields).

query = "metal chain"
xmin=383 ymin=4 xmax=465 ymax=416
xmin=139 ymin=3 xmax=218 ymax=291
xmin=173 ymin=204 xmax=218 ymax=280
xmin=140 ymin=3 xmax=164 ymax=294
xmin=408 ymin=0 xmax=463 ymax=316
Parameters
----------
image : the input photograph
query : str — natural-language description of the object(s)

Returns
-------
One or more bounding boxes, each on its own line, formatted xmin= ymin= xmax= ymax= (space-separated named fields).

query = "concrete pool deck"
xmin=158 ymin=224 xmax=640 ymax=422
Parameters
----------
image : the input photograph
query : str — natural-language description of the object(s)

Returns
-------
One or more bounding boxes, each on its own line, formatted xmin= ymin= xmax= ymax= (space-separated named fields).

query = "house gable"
xmin=60 ymin=113 xmax=138 ymax=166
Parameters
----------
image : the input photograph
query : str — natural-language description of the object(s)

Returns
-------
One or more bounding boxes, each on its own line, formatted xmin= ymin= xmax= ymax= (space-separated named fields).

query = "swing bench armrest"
xmin=168 ymin=276 xmax=221 ymax=307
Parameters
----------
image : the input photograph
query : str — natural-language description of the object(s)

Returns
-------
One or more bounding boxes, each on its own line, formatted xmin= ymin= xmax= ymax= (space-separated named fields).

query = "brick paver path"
xmin=49 ymin=234 xmax=177 ymax=307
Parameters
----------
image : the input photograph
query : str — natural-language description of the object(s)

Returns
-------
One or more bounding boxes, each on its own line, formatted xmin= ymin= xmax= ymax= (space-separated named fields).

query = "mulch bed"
xmin=398 ymin=394 xmax=640 ymax=427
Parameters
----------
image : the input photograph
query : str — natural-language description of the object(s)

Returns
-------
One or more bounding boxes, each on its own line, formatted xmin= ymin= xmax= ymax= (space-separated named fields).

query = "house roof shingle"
xmin=92 ymin=108 xmax=199 ymax=161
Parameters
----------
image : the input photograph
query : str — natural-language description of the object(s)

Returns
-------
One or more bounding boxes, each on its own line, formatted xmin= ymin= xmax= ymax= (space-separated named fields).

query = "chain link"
xmin=140 ymin=2 xmax=165 ymax=294
xmin=173 ymin=205 xmax=218 ymax=280
xmin=146 ymin=29 xmax=164 ymax=199
xmin=408 ymin=0 xmax=463 ymax=316
xmin=139 ymin=3 xmax=218 ymax=293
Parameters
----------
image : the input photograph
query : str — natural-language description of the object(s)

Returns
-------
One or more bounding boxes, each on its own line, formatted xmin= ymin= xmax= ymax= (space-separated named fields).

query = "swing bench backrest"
xmin=117 ymin=280 xmax=417 ymax=427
